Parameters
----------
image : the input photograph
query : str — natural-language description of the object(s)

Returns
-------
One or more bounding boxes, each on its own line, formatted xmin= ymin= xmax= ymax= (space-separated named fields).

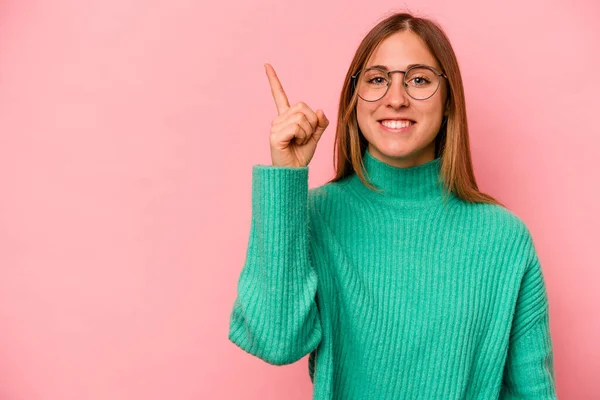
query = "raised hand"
xmin=265 ymin=63 xmax=329 ymax=168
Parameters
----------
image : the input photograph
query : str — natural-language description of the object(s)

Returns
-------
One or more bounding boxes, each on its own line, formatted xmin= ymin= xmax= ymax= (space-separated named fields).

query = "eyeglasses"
xmin=351 ymin=64 xmax=447 ymax=101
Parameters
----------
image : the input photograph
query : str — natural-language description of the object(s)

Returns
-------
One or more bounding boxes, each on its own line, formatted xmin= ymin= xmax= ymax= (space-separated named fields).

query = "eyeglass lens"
xmin=355 ymin=67 xmax=441 ymax=101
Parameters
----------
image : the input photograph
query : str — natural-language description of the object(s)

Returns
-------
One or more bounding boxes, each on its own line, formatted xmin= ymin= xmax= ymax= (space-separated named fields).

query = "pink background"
xmin=0 ymin=0 xmax=598 ymax=399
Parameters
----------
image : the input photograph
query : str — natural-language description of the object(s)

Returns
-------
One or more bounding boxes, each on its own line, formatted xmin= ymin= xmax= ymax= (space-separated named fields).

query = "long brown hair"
xmin=329 ymin=11 xmax=503 ymax=207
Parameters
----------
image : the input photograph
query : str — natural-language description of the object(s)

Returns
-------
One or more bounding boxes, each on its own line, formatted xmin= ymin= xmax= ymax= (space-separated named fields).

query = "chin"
xmin=370 ymin=141 xmax=414 ymax=159
xmin=368 ymin=132 xmax=437 ymax=162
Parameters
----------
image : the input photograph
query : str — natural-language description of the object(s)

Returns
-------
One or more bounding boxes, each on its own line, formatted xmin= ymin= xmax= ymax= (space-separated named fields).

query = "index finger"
xmin=264 ymin=63 xmax=290 ymax=115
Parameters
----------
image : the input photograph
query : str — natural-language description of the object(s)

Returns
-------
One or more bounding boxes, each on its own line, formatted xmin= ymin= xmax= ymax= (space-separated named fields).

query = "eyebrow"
xmin=367 ymin=63 xmax=433 ymax=70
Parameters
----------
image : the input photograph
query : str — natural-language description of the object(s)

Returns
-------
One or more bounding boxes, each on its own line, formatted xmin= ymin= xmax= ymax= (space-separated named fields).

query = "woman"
xmin=228 ymin=11 xmax=557 ymax=400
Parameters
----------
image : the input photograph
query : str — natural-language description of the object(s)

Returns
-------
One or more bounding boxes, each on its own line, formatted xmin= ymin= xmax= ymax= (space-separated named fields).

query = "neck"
xmin=349 ymin=147 xmax=448 ymax=205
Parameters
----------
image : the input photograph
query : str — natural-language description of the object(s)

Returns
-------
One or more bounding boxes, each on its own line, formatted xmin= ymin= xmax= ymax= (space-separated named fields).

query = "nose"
xmin=383 ymin=72 xmax=410 ymax=108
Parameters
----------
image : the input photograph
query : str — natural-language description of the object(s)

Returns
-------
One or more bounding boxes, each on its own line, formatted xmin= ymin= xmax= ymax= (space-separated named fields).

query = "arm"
xmin=499 ymin=244 xmax=557 ymax=399
xmin=228 ymin=165 xmax=322 ymax=366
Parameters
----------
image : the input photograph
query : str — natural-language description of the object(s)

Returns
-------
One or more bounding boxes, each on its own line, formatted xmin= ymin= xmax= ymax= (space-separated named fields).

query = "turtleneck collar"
xmin=349 ymin=147 xmax=447 ymax=204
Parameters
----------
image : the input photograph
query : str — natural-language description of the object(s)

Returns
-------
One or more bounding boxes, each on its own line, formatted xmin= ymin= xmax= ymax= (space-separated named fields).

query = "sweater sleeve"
xmin=227 ymin=165 xmax=323 ymax=366
xmin=499 ymin=243 xmax=557 ymax=399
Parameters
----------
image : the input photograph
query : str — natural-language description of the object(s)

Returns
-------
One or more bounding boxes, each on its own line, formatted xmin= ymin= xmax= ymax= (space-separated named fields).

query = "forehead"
xmin=366 ymin=30 xmax=440 ymax=70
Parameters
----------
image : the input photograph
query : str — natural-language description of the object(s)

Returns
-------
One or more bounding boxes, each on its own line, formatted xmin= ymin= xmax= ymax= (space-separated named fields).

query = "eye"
xmin=361 ymin=68 xmax=389 ymax=86
xmin=408 ymin=76 xmax=431 ymax=86
xmin=368 ymin=77 xmax=388 ymax=85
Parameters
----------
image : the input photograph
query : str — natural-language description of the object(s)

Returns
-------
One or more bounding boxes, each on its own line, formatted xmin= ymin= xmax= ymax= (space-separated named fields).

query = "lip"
xmin=378 ymin=120 xmax=416 ymax=133
xmin=378 ymin=118 xmax=416 ymax=122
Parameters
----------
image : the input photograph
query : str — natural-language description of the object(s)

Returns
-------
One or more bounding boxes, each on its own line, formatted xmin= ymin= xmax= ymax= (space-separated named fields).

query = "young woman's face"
xmin=356 ymin=30 xmax=448 ymax=168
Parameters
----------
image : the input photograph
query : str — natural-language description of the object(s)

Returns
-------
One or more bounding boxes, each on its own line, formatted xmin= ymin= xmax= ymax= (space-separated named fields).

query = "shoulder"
xmin=464 ymin=200 xmax=530 ymax=233
xmin=304 ymin=177 xmax=358 ymax=234
xmin=307 ymin=177 xmax=351 ymax=215
xmin=457 ymin=200 xmax=536 ymax=255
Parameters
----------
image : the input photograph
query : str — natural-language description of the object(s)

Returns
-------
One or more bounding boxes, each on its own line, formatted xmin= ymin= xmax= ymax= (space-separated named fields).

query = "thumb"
xmin=312 ymin=109 xmax=329 ymax=143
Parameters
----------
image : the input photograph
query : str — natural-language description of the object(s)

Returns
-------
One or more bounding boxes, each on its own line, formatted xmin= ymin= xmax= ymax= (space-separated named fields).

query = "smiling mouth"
xmin=378 ymin=119 xmax=416 ymax=132
xmin=379 ymin=119 xmax=415 ymax=129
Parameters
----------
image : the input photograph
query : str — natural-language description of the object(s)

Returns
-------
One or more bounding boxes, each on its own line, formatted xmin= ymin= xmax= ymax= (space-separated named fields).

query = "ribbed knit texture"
xmin=228 ymin=148 xmax=557 ymax=399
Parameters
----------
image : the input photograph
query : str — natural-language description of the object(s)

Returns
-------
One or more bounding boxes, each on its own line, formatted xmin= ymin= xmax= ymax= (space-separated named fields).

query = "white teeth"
xmin=381 ymin=120 xmax=413 ymax=129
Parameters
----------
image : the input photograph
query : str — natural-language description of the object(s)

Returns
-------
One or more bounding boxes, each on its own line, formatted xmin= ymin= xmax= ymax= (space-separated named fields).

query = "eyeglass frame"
xmin=351 ymin=64 xmax=448 ymax=101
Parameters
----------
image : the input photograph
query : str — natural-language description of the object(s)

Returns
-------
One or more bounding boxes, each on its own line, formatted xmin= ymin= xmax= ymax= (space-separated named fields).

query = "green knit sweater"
xmin=228 ymin=148 xmax=557 ymax=399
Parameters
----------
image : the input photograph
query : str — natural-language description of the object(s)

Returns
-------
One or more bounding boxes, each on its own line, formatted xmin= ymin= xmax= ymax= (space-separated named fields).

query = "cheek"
xmin=356 ymin=102 xmax=375 ymax=131
xmin=416 ymin=101 xmax=444 ymax=125
xmin=356 ymin=102 xmax=370 ymax=119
